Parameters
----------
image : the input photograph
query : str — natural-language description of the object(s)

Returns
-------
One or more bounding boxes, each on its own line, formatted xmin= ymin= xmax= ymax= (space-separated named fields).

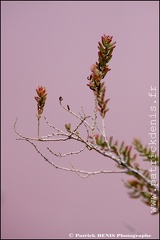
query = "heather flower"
xmin=87 ymin=34 xmax=116 ymax=118
xmin=35 ymin=86 xmax=47 ymax=115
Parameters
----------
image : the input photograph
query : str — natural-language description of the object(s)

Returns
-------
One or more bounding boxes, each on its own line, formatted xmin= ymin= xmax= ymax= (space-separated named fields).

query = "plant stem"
xmin=102 ymin=117 xmax=110 ymax=149
xmin=37 ymin=115 xmax=41 ymax=139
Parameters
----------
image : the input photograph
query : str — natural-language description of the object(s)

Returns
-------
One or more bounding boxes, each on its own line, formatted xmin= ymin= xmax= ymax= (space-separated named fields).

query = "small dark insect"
xmin=67 ymin=105 xmax=70 ymax=111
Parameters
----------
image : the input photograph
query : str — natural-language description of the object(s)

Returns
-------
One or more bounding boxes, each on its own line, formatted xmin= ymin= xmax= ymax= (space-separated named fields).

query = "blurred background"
xmin=1 ymin=1 xmax=159 ymax=239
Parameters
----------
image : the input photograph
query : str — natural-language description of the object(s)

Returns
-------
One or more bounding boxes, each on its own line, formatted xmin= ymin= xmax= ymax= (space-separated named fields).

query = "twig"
xmin=93 ymin=97 xmax=98 ymax=132
xmin=102 ymin=117 xmax=110 ymax=149
xmin=37 ymin=115 xmax=41 ymax=139
xmin=47 ymin=145 xmax=86 ymax=157
xmin=44 ymin=116 xmax=65 ymax=134
xmin=59 ymin=98 xmax=93 ymax=131
xmin=17 ymin=137 xmax=129 ymax=177
xmin=14 ymin=118 xmax=70 ymax=142
xmin=14 ymin=118 xmax=159 ymax=194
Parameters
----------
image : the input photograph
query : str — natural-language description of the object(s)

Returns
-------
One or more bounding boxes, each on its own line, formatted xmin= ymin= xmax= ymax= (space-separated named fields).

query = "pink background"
xmin=1 ymin=1 xmax=159 ymax=239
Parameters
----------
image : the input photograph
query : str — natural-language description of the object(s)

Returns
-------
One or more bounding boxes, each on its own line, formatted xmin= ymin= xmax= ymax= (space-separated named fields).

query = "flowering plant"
xmin=35 ymin=86 xmax=47 ymax=116
xmin=15 ymin=34 xmax=159 ymax=214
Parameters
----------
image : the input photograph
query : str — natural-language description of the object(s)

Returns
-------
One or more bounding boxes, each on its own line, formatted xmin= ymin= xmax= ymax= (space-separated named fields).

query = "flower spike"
xmin=35 ymin=86 xmax=47 ymax=116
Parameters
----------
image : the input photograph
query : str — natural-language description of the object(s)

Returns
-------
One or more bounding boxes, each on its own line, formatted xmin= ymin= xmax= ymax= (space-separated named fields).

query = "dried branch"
xmin=14 ymin=117 xmax=159 ymax=194
xmin=59 ymin=97 xmax=93 ymax=131
xmin=44 ymin=116 xmax=66 ymax=134
xmin=17 ymin=137 xmax=128 ymax=177
xmin=47 ymin=145 xmax=86 ymax=157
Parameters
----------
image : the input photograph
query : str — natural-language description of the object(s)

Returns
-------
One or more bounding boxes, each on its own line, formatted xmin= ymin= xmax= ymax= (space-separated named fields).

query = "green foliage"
xmin=108 ymin=136 xmax=138 ymax=170
xmin=124 ymin=179 xmax=159 ymax=213
xmin=133 ymin=139 xmax=159 ymax=166
xmin=90 ymin=134 xmax=159 ymax=213
xmin=96 ymin=82 xmax=110 ymax=118
xmin=95 ymin=134 xmax=108 ymax=148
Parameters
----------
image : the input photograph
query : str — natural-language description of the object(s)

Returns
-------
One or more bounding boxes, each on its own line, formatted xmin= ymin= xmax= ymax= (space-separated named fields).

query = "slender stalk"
xmin=59 ymin=99 xmax=93 ymax=130
xmin=102 ymin=117 xmax=110 ymax=149
xmin=93 ymin=96 xmax=98 ymax=131
xmin=37 ymin=115 xmax=41 ymax=139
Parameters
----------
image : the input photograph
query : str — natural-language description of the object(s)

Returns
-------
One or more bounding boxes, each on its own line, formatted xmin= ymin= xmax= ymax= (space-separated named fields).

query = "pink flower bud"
xmin=35 ymin=86 xmax=47 ymax=115
xmin=107 ymin=36 xmax=113 ymax=43
xmin=90 ymin=64 xmax=97 ymax=72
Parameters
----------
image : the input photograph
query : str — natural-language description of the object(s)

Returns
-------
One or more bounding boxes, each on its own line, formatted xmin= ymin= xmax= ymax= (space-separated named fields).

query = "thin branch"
xmin=78 ymin=108 xmax=91 ymax=139
xmin=17 ymin=137 xmax=129 ymax=177
xmin=92 ymin=96 xmax=98 ymax=132
xmin=44 ymin=111 xmax=91 ymax=143
xmin=69 ymin=161 xmax=90 ymax=178
xmin=14 ymin=118 xmax=71 ymax=142
xmin=14 ymin=118 xmax=159 ymax=194
xmin=69 ymin=115 xmax=90 ymax=138
xmin=14 ymin=118 xmax=38 ymax=141
xmin=102 ymin=117 xmax=110 ymax=150
xmin=41 ymin=132 xmax=68 ymax=138
xmin=44 ymin=116 xmax=65 ymax=134
xmin=37 ymin=115 xmax=41 ymax=139
xmin=47 ymin=145 xmax=86 ymax=157
xmin=59 ymin=98 xmax=93 ymax=130
xmin=120 ymin=160 xmax=159 ymax=194
xmin=68 ymin=134 xmax=159 ymax=194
